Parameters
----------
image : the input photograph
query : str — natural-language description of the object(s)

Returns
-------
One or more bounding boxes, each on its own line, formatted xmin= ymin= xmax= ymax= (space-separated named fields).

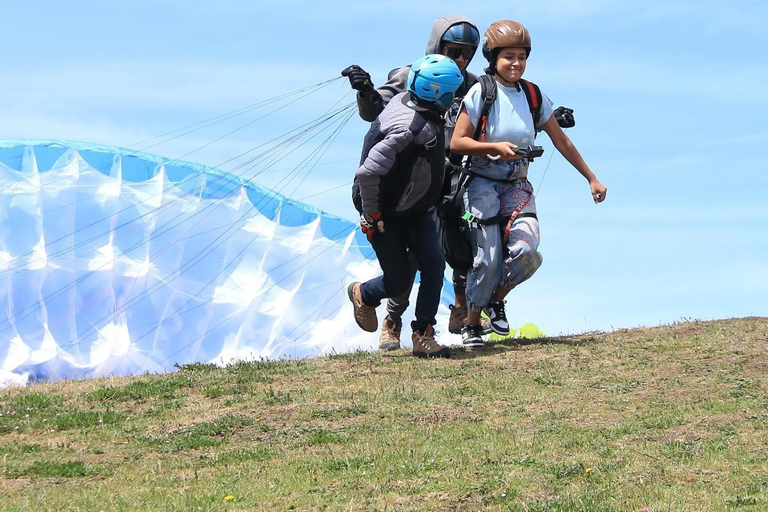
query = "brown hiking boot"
xmin=379 ymin=315 xmax=402 ymax=351
xmin=480 ymin=316 xmax=493 ymax=335
xmin=448 ymin=304 xmax=467 ymax=334
xmin=347 ymin=282 xmax=378 ymax=332
xmin=411 ymin=325 xmax=450 ymax=358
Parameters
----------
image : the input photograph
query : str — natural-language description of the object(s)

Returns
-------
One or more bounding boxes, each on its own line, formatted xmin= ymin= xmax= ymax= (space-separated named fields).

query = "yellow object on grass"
xmin=487 ymin=323 xmax=545 ymax=341
xmin=519 ymin=323 xmax=546 ymax=339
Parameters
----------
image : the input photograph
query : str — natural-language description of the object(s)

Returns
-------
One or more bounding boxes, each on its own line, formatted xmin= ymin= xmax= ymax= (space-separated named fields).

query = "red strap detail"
xmin=479 ymin=116 xmax=488 ymax=142
xmin=522 ymin=80 xmax=539 ymax=109
xmin=503 ymin=195 xmax=531 ymax=245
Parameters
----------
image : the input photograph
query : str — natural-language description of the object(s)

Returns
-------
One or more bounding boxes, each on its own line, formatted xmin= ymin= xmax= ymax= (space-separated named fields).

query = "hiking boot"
xmin=480 ymin=316 xmax=493 ymax=335
xmin=412 ymin=325 xmax=450 ymax=358
xmin=379 ymin=315 xmax=402 ymax=351
xmin=347 ymin=282 xmax=377 ymax=332
xmin=461 ymin=324 xmax=485 ymax=347
xmin=448 ymin=304 xmax=467 ymax=334
xmin=483 ymin=300 xmax=510 ymax=336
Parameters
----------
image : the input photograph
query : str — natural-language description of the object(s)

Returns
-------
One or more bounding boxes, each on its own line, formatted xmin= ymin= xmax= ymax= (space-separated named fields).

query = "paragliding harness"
xmin=438 ymin=74 xmax=543 ymax=252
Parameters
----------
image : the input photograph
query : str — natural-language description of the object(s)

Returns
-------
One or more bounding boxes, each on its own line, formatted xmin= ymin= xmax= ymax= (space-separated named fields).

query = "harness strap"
xmin=519 ymin=79 xmax=543 ymax=132
xmin=461 ymin=195 xmax=535 ymax=246
xmin=461 ymin=199 xmax=536 ymax=228
xmin=461 ymin=211 xmax=499 ymax=225
xmin=479 ymin=116 xmax=488 ymax=142
xmin=502 ymin=195 xmax=532 ymax=245
xmin=475 ymin=74 xmax=497 ymax=144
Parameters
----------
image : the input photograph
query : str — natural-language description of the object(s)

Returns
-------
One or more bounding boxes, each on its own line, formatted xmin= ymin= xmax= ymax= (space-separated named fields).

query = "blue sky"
xmin=1 ymin=0 xmax=766 ymax=336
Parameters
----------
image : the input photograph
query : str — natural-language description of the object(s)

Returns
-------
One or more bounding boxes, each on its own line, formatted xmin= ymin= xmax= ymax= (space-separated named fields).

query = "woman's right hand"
xmin=490 ymin=142 xmax=522 ymax=161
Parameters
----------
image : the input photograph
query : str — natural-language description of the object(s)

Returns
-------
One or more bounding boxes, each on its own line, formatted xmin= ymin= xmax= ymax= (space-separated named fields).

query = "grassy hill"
xmin=1 ymin=317 xmax=766 ymax=511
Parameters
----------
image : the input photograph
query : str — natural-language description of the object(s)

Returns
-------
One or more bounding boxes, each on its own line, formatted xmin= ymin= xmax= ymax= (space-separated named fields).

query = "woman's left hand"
xmin=590 ymin=180 xmax=607 ymax=203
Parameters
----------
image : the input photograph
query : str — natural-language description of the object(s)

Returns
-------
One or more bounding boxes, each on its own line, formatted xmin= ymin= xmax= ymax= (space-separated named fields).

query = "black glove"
xmin=554 ymin=106 xmax=575 ymax=128
xmin=341 ymin=65 xmax=374 ymax=92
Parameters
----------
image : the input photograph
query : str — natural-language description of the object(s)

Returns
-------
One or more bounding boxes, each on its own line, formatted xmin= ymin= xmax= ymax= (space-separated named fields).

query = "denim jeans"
xmin=360 ymin=211 xmax=445 ymax=333
xmin=383 ymin=251 xmax=418 ymax=319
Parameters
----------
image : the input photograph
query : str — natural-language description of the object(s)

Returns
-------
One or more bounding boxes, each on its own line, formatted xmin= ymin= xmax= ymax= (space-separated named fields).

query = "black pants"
xmin=360 ymin=211 xmax=445 ymax=333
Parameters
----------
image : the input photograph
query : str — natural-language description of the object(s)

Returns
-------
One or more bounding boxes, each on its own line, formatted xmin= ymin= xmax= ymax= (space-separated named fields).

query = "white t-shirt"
xmin=461 ymin=80 xmax=554 ymax=148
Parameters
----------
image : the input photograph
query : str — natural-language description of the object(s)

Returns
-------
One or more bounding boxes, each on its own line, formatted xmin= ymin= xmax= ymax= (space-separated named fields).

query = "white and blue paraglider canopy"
xmin=0 ymin=139 xmax=415 ymax=387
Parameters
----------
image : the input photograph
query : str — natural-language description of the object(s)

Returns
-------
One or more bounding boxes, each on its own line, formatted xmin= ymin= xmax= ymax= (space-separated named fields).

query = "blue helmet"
xmin=407 ymin=54 xmax=463 ymax=110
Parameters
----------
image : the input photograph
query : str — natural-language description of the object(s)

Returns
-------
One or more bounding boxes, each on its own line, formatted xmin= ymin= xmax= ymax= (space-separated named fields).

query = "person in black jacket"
xmin=343 ymin=16 xmax=481 ymax=349
xmin=347 ymin=54 xmax=463 ymax=358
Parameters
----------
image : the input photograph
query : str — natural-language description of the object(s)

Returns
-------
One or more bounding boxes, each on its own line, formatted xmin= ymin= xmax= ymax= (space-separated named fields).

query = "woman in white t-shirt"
xmin=450 ymin=20 xmax=607 ymax=346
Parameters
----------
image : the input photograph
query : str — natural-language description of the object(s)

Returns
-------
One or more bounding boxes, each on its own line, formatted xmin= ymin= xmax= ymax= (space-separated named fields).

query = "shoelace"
xmin=384 ymin=321 xmax=401 ymax=337
xmin=416 ymin=330 xmax=440 ymax=350
xmin=463 ymin=324 xmax=483 ymax=338
xmin=491 ymin=300 xmax=508 ymax=322
xmin=358 ymin=299 xmax=376 ymax=319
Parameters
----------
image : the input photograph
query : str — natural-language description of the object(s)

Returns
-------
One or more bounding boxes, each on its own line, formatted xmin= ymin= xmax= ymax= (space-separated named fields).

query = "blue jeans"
xmin=360 ymin=211 xmax=445 ymax=333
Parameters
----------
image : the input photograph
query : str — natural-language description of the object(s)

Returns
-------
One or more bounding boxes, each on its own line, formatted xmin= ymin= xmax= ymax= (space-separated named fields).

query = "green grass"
xmin=0 ymin=317 xmax=766 ymax=511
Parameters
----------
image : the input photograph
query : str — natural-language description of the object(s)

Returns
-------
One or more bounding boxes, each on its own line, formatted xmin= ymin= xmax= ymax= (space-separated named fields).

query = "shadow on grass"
xmin=365 ymin=332 xmax=605 ymax=360
xmin=450 ymin=333 xmax=604 ymax=360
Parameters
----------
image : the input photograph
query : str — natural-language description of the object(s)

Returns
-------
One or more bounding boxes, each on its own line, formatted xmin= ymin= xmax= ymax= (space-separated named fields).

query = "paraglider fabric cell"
xmin=0 ymin=140 xmax=457 ymax=387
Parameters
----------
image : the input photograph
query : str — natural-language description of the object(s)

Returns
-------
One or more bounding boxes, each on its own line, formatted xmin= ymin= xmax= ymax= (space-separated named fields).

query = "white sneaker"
xmin=483 ymin=300 xmax=510 ymax=336
xmin=461 ymin=324 xmax=485 ymax=347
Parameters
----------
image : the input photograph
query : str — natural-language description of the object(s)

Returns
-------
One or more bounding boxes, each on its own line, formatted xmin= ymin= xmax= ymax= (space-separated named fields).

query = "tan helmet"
xmin=482 ymin=20 xmax=531 ymax=63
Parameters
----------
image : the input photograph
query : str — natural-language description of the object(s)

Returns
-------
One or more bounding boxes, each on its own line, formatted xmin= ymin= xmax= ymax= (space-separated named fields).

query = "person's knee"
xmin=502 ymin=247 xmax=543 ymax=286
xmin=526 ymin=250 xmax=543 ymax=276
xmin=509 ymin=240 xmax=536 ymax=259
xmin=519 ymin=244 xmax=542 ymax=269
xmin=533 ymin=250 xmax=543 ymax=269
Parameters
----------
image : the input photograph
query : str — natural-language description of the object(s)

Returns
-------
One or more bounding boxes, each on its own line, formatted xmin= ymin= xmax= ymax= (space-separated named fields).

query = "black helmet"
xmin=441 ymin=22 xmax=480 ymax=48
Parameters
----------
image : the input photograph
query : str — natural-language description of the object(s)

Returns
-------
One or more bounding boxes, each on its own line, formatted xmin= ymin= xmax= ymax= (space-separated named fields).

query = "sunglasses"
xmin=443 ymin=47 xmax=473 ymax=61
